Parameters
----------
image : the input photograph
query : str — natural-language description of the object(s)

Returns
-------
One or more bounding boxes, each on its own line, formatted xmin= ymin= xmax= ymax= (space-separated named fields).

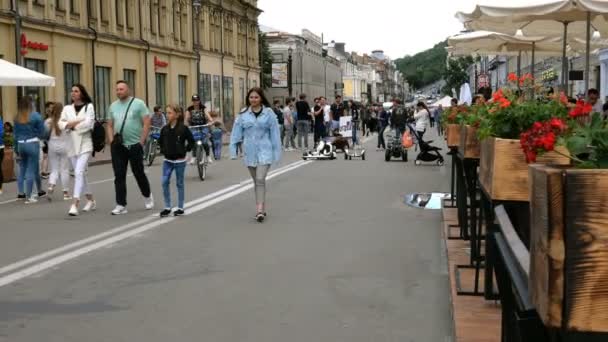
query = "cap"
xmin=192 ymin=95 xmax=200 ymax=101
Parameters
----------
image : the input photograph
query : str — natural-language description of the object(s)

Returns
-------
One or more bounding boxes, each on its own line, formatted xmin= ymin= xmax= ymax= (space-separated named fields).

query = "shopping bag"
xmin=402 ymin=131 xmax=413 ymax=148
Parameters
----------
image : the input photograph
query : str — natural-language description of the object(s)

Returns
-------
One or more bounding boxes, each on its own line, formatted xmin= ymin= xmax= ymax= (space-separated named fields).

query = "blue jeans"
xmin=18 ymin=142 xmax=40 ymax=198
xmin=162 ymin=160 xmax=186 ymax=210
xmin=213 ymin=140 xmax=222 ymax=160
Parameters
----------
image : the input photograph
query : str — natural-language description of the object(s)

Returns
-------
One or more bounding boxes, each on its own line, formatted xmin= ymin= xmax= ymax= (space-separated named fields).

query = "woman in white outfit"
xmin=414 ymin=101 xmax=431 ymax=140
xmin=45 ymin=102 xmax=72 ymax=201
xmin=59 ymin=84 xmax=96 ymax=216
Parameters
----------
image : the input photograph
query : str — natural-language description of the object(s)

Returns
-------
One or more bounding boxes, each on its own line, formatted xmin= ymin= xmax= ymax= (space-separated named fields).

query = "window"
xmin=123 ymin=69 xmax=136 ymax=96
xmin=55 ymin=0 xmax=65 ymax=11
xmin=24 ymin=59 xmax=46 ymax=113
xmin=155 ymin=73 xmax=167 ymax=108
xmin=126 ymin=0 xmax=133 ymax=29
xmin=178 ymin=75 xmax=187 ymax=108
xmin=158 ymin=0 xmax=166 ymax=37
xmin=70 ymin=0 xmax=78 ymax=14
xmin=200 ymin=74 xmax=212 ymax=108
xmin=212 ymin=75 xmax=221 ymax=111
xmin=239 ymin=78 xmax=245 ymax=110
xmin=150 ymin=0 xmax=157 ymax=34
xmin=222 ymin=76 xmax=234 ymax=124
xmin=116 ymin=0 xmax=124 ymax=27
xmin=100 ymin=0 xmax=109 ymax=22
xmin=89 ymin=0 xmax=97 ymax=19
xmin=173 ymin=3 xmax=180 ymax=41
xmin=95 ymin=66 xmax=112 ymax=120
xmin=63 ymin=63 xmax=81 ymax=104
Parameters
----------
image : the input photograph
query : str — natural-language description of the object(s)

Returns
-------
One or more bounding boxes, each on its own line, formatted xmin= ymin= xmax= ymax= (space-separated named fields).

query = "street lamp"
xmin=193 ymin=0 xmax=202 ymax=95
xmin=287 ymin=47 xmax=293 ymax=98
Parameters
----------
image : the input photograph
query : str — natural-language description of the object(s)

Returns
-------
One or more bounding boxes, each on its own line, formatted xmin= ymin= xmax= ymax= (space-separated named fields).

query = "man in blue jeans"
xmin=295 ymin=93 xmax=311 ymax=150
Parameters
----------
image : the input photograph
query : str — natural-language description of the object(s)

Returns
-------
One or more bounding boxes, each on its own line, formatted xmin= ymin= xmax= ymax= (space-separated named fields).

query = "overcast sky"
xmin=258 ymin=0 xmax=482 ymax=59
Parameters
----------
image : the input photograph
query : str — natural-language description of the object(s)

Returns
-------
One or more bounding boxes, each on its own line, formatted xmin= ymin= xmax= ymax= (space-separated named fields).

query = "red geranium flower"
xmin=569 ymin=100 xmax=593 ymax=118
xmin=508 ymin=73 xmax=518 ymax=82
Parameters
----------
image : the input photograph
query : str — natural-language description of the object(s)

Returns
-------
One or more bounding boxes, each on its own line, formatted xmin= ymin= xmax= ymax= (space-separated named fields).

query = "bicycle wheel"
xmin=196 ymin=145 xmax=207 ymax=181
xmin=147 ymin=140 xmax=157 ymax=166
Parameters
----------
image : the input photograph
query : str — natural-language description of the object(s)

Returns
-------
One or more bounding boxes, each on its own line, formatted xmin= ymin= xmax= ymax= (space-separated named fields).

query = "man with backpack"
xmin=390 ymin=99 xmax=407 ymax=139
xmin=272 ymin=100 xmax=285 ymax=145
xmin=106 ymin=80 xmax=154 ymax=216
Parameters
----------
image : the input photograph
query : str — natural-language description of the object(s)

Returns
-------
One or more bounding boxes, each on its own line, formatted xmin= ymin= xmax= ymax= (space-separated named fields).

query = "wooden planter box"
xmin=1 ymin=147 xmax=15 ymax=182
xmin=446 ymin=124 xmax=461 ymax=148
xmin=529 ymin=165 xmax=608 ymax=332
xmin=478 ymin=137 xmax=570 ymax=202
xmin=458 ymin=125 xmax=480 ymax=159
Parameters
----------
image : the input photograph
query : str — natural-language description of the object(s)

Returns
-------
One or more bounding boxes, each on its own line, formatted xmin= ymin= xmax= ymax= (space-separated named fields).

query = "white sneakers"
xmin=24 ymin=197 xmax=38 ymax=204
xmin=112 ymin=195 xmax=153 ymax=215
xmin=68 ymin=204 xmax=79 ymax=216
xmin=83 ymin=200 xmax=96 ymax=212
xmin=111 ymin=205 xmax=128 ymax=215
xmin=144 ymin=195 xmax=154 ymax=210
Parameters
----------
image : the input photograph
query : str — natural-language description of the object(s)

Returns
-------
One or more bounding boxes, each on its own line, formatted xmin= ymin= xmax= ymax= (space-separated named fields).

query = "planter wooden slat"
xmin=479 ymin=137 xmax=570 ymax=202
xmin=2 ymin=148 xmax=15 ymax=182
xmin=459 ymin=125 xmax=480 ymax=159
xmin=446 ymin=124 xmax=460 ymax=148
xmin=530 ymin=165 xmax=608 ymax=332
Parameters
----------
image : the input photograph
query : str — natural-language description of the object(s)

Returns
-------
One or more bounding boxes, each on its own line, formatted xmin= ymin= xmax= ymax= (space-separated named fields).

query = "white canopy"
xmin=431 ymin=96 xmax=456 ymax=108
xmin=0 ymin=58 xmax=55 ymax=87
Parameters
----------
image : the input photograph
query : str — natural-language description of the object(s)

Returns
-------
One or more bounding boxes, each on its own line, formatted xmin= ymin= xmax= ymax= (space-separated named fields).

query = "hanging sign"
xmin=154 ymin=56 xmax=169 ymax=70
xmin=20 ymin=33 xmax=49 ymax=55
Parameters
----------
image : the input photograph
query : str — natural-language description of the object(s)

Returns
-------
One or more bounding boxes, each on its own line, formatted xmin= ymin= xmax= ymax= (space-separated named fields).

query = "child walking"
xmin=45 ymin=102 xmax=72 ymax=201
xmin=159 ymin=104 xmax=195 ymax=217
xmin=211 ymin=121 xmax=225 ymax=161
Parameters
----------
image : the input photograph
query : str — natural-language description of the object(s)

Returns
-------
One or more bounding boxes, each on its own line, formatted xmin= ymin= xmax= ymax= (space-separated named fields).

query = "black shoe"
xmin=173 ymin=209 xmax=185 ymax=217
xmin=17 ymin=194 xmax=26 ymax=200
xmin=160 ymin=209 xmax=172 ymax=217
xmin=256 ymin=213 xmax=265 ymax=222
xmin=37 ymin=191 xmax=47 ymax=198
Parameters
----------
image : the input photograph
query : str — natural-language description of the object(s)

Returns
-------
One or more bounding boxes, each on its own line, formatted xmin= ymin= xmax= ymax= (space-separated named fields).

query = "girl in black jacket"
xmin=159 ymin=104 xmax=195 ymax=217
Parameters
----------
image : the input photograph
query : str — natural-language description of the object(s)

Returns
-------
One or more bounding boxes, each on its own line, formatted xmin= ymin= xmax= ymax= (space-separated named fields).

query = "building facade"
xmin=0 ymin=0 xmax=261 ymax=126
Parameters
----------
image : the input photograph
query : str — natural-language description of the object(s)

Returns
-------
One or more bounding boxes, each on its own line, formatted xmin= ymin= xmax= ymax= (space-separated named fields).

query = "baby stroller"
xmin=406 ymin=123 xmax=444 ymax=166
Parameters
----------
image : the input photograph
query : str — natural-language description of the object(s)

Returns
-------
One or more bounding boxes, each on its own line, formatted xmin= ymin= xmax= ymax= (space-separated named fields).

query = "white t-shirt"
xmin=323 ymin=105 xmax=331 ymax=123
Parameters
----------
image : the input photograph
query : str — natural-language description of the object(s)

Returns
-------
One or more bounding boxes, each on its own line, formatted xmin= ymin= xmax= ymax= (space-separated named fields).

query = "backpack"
xmin=92 ymin=119 xmax=106 ymax=152
xmin=274 ymin=108 xmax=284 ymax=125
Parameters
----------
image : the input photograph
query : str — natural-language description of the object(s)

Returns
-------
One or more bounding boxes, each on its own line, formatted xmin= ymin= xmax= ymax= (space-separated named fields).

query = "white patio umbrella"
xmin=456 ymin=0 xmax=608 ymax=92
xmin=0 ymin=58 xmax=55 ymax=86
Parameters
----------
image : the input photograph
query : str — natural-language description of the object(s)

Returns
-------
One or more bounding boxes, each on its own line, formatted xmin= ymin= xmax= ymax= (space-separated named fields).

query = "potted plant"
xmin=528 ymin=110 xmax=608 ymax=332
xmin=477 ymin=73 xmax=570 ymax=201
xmin=458 ymin=103 xmax=487 ymax=159
xmin=442 ymin=105 xmax=468 ymax=148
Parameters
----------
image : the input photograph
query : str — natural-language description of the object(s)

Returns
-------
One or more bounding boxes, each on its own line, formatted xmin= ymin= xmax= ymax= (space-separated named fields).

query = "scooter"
xmin=302 ymin=139 xmax=337 ymax=160
xmin=345 ymin=119 xmax=366 ymax=160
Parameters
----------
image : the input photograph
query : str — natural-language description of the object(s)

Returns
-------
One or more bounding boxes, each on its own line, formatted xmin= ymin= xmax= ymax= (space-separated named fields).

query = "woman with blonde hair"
xmin=59 ymin=84 xmax=96 ymax=216
xmin=45 ymin=102 xmax=72 ymax=201
xmin=13 ymin=96 xmax=45 ymax=203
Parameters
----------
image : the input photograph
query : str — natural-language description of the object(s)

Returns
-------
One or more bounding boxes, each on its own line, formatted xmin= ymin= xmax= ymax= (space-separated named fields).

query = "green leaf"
xmin=576 ymin=160 xmax=598 ymax=169
xmin=567 ymin=136 xmax=590 ymax=155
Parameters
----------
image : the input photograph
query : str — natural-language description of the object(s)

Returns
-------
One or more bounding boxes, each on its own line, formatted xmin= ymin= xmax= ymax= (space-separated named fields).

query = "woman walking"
xmin=230 ymin=88 xmax=282 ymax=222
xmin=59 ymin=84 xmax=96 ymax=216
xmin=159 ymin=104 xmax=195 ymax=217
xmin=45 ymin=102 xmax=72 ymax=201
xmin=14 ymin=96 xmax=45 ymax=203
xmin=414 ymin=101 xmax=431 ymax=140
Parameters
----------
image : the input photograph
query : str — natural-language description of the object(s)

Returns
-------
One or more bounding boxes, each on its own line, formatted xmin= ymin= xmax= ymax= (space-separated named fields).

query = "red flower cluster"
xmin=519 ymin=73 xmax=534 ymax=87
xmin=508 ymin=73 xmax=518 ymax=82
xmin=569 ymin=100 xmax=593 ymax=118
xmin=492 ymin=89 xmax=511 ymax=108
xmin=520 ymin=118 xmax=568 ymax=163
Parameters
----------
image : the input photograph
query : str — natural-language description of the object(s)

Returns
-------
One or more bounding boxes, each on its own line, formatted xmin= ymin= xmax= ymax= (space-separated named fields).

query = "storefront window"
xmin=213 ymin=75 xmax=221 ymax=112
xmin=95 ymin=66 xmax=111 ymax=120
xmin=63 ymin=63 xmax=81 ymax=105
xmin=222 ymin=76 xmax=234 ymax=124
xmin=155 ymin=73 xmax=167 ymax=108
xmin=178 ymin=75 xmax=187 ymax=108
xmin=24 ymin=58 xmax=46 ymax=113
xmin=123 ymin=69 xmax=136 ymax=96
xmin=200 ymin=74 xmax=212 ymax=109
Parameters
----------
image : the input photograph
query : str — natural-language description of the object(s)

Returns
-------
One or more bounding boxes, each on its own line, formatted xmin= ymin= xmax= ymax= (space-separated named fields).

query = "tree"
xmin=258 ymin=30 xmax=272 ymax=89
xmin=395 ymin=41 xmax=448 ymax=90
xmin=441 ymin=56 xmax=476 ymax=96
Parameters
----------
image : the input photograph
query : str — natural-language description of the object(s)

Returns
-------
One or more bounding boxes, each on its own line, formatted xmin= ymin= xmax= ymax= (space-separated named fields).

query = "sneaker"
xmin=160 ymin=208 xmax=172 ymax=217
xmin=82 ymin=200 xmax=96 ymax=212
xmin=255 ymin=212 xmax=265 ymax=223
xmin=63 ymin=192 xmax=72 ymax=201
xmin=37 ymin=190 xmax=47 ymax=198
xmin=173 ymin=209 xmax=185 ymax=216
xmin=41 ymin=172 xmax=49 ymax=180
xmin=25 ymin=197 xmax=38 ymax=204
xmin=111 ymin=205 xmax=128 ymax=215
xmin=144 ymin=195 xmax=154 ymax=210
xmin=17 ymin=193 xmax=26 ymax=200
xmin=68 ymin=204 xmax=79 ymax=216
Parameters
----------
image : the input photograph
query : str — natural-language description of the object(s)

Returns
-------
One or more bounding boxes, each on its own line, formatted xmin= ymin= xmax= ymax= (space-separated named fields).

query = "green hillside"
xmin=395 ymin=41 xmax=448 ymax=90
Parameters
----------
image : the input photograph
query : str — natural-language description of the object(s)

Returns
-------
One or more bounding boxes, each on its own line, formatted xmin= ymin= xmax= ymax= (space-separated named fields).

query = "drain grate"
xmin=404 ymin=192 xmax=451 ymax=210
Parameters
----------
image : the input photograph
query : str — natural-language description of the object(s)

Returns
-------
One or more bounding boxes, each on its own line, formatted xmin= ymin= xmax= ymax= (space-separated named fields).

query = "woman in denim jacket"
xmin=14 ymin=96 xmax=45 ymax=203
xmin=230 ymin=87 xmax=282 ymax=222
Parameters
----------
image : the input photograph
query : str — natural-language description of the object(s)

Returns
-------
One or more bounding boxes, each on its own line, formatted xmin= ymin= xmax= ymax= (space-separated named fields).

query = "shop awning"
xmin=0 ymin=58 xmax=55 ymax=87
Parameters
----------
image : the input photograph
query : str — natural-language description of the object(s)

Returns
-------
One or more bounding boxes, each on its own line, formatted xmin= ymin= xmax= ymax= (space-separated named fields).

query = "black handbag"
xmin=112 ymin=98 xmax=135 ymax=147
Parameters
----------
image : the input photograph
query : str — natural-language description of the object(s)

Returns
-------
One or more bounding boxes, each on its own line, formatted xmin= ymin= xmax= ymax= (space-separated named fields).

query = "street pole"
xmin=288 ymin=47 xmax=293 ymax=98
xmin=193 ymin=0 xmax=201 ymax=95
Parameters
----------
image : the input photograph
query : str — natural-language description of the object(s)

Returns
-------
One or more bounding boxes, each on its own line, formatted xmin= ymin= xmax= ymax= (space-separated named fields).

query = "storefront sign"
xmin=339 ymin=116 xmax=353 ymax=138
xmin=154 ymin=56 xmax=168 ymax=69
xmin=271 ymin=63 xmax=288 ymax=88
xmin=20 ymin=33 xmax=49 ymax=55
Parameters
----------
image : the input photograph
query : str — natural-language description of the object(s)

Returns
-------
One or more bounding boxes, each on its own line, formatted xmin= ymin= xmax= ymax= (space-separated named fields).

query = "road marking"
xmin=0 ymin=160 xmax=311 ymax=287
xmin=0 ymin=198 xmax=18 ymax=205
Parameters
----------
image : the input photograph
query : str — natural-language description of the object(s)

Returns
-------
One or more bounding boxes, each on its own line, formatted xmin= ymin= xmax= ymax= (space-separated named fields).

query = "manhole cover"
xmin=404 ymin=192 xmax=451 ymax=210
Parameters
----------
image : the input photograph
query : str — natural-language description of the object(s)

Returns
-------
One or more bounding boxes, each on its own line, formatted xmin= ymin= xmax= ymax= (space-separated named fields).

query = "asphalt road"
xmin=0 ymin=130 xmax=454 ymax=342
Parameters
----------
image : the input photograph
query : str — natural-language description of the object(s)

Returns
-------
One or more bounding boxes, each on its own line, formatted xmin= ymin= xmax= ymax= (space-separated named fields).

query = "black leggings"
xmin=0 ymin=148 xmax=4 ymax=189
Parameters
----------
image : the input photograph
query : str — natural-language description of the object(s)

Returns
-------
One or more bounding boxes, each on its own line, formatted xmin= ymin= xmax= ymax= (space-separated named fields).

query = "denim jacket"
xmin=230 ymin=107 xmax=282 ymax=167
xmin=14 ymin=112 xmax=44 ymax=151
xmin=0 ymin=117 xmax=4 ymax=148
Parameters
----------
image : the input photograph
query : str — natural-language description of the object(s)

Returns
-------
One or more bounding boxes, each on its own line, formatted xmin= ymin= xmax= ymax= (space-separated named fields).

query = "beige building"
xmin=0 ymin=0 xmax=261 ymax=126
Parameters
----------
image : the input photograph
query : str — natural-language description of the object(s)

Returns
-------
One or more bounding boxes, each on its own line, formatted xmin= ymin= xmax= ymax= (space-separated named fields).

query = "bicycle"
xmin=189 ymin=123 xmax=213 ymax=181
xmin=144 ymin=126 xmax=162 ymax=166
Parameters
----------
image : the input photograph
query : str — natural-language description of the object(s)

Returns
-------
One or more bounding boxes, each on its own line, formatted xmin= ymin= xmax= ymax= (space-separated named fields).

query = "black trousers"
xmin=111 ymin=143 xmax=151 ymax=206
xmin=0 ymin=148 xmax=4 ymax=189
xmin=313 ymin=123 xmax=326 ymax=144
